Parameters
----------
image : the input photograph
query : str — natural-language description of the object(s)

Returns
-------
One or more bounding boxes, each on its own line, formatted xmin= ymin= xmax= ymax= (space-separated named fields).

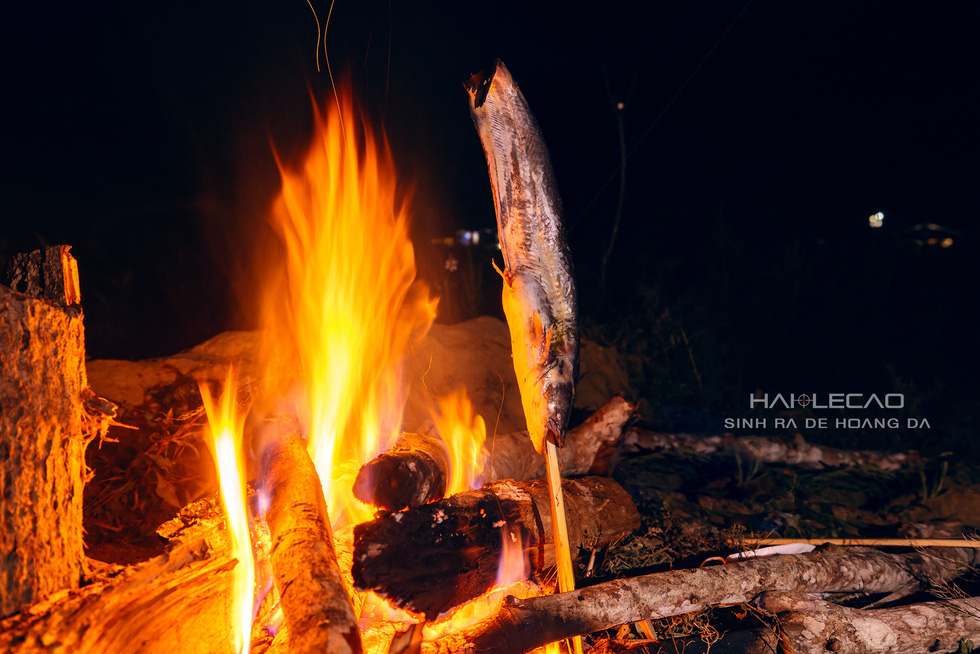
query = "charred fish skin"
xmin=465 ymin=59 xmax=579 ymax=455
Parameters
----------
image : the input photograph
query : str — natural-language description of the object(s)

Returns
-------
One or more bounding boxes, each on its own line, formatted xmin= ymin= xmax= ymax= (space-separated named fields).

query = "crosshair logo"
xmin=797 ymin=394 xmax=811 ymax=407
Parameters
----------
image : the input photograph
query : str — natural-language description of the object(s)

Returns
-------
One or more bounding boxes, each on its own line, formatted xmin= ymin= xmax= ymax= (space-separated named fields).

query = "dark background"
xmin=3 ymin=1 xmax=977 ymax=450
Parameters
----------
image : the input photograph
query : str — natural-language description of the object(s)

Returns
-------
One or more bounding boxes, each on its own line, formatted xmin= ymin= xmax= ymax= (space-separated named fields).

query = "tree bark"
xmin=625 ymin=429 xmax=916 ymax=470
xmin=759 ymin=591 xmax=980 ymax=654
xmin=352 ymin=476 xmax=639 ymax=618
xmin=262 ymin=431 xmax=363 ymax=654
xmin=354 ymin=397 xmax=636 ymax=511
xmin=0 ymin=246 xmax=87 ymax=617
xmin=0 ymin=499 xmax=238 ymax=653
xmin=423 ymin=545 xmax=980 ymax=653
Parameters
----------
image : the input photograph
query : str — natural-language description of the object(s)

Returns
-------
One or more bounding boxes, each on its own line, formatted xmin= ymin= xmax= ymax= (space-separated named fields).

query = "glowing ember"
xmin=431 ymin=388 xmax=488 ymax=496
xmin=422 ymin=529 xmax=531 ymax=641
xmin=200 ymin=368 xmax=255 ymax=654
xmin=260 ymin=92 xmax=437 ymax=528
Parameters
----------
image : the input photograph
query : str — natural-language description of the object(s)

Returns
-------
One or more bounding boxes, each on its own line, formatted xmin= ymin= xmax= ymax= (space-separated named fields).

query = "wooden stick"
xmin=745 ymin=537 xmax=980 ymax=548
xmin=263 ymin=432 xmax=363 ymax=654
xmin=544 ymin=439 xmax=582 ymax=654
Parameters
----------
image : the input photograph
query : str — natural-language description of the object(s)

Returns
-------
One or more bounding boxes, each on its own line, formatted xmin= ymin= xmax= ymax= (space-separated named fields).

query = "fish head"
xmin=525 ymin=357 xmax=576 ymax=455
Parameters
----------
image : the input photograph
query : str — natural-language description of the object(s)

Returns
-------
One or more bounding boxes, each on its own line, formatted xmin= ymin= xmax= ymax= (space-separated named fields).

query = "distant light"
xmin=941 ymin=237 xmax=954 ymax=248
xmin=869 ymin=212 xmax=884 ymax=228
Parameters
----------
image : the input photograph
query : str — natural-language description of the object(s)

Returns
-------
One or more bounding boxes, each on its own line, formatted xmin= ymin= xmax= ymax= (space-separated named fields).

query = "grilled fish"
xmin=465 ymin=59 xmax=579 ymax=455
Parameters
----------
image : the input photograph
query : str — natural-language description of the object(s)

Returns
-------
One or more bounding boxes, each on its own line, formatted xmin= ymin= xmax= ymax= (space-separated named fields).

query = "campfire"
xmin=2 ymin=67 xmax=980 ymax=654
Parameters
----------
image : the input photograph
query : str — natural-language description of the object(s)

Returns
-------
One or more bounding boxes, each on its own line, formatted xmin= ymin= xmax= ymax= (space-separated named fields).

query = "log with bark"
xmin=1 ymin=246 xmax=89 ymax=617
xmin=625 ymin=429 xmax=916 ymax=470
xmin=758 ymin=591 xmax=980 ymax=654
xmin=262 ymin=429 xmax=363 ymax=654
xmin=352 ymin=476 xmax=640 ymax=618
xmin=354 ymin=397 xmax=636 ymax=511
xmin=0 ymin=498 xmax=238 ymax=653
xmin=423 ymin=544 xmax=980 ymax=653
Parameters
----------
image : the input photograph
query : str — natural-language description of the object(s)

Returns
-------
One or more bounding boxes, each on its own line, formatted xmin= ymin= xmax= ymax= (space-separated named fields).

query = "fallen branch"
xmin=352 ymin=476 xmax=639 ymax=618
xmin=262 ymin=431 xmax=362 ymax=654
xmin=424 ymin=545 xmax=980 ymax=653
xmin=625 ymin=429 xmax=916 ymax=470
xmin=355 ymin=397 xmax=636 ymax=511
xmin=759 ymin=591 xmax=980 ymax=653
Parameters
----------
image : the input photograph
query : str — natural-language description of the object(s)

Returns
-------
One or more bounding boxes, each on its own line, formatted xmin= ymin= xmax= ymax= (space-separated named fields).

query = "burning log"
xmin=758 ymin=591 xmax=980 ymax=653
xmin=0 ymin=499 xmax=238 ymax=653
xmin=262 ymin=431 xmax=363 ymax=654
xmin=625 ymin=429 xmax=917 ymax=470
xmin=424 ymin=545 xmax=980 ymax=653
xmin=354 ymin=397 xmax=636 ymax=511
xmin=352 ymin=476 xmax=639 ymax=618
xmin=1 ymin=246 xmax=88 ymax=617
xmin=353 ymin=430 xmax=451 ymax=511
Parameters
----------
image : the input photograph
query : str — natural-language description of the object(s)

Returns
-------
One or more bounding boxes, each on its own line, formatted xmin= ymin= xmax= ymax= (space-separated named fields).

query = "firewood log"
xmin=0 ymin=498 xmax=238 ymax=653
xmin=352 ymin=476 xmax=639 ymax=618
xmin=1 ymin=246 xmax=87 ymax=617
xmin=262 ymin=431 xmax=363 ymax=654
xmin=758 ymin=591 xmax=980 ymax=654
xmin=625 ymin=429 xmax=916 ymax=470
xmin=423 ymin=545 xmax=980 ymax=653
xmin=354 ymin=397 xmax=636 ymax=511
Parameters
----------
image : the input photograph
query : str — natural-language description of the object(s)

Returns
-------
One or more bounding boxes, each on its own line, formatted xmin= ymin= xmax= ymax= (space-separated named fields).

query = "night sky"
xmin=3 ymin=2 xmax=978 ymax=439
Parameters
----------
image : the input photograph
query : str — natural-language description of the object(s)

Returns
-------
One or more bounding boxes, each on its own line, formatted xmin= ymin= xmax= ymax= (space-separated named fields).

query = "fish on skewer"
xmin=464 ymin=59 xmax=579 ymax=457
xmin=465 ymin=59 xmax=583 ymax=653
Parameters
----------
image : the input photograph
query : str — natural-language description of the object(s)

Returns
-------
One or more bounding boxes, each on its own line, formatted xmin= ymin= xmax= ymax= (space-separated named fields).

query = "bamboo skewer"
xmin=744 ymin=537 xmax=980 ymax=548
xmin=545 ymin=438 xmax=583 ymax=654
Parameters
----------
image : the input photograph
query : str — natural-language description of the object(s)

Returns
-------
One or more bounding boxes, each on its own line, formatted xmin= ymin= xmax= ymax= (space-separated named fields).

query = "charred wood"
xmin=353 ymin=431 xmax=450 ymax=511
xmin=424 ymin=545 xmax=980 ymax=653
xmin=262 ymin=431 xmax=363 ymax=654
xmin=352 ymin=476 xmax=639 ymax=618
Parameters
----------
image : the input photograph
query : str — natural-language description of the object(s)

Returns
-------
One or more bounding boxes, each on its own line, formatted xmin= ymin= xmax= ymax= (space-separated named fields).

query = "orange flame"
xmin=431 ymin=388 xmax=488 ymax=496
xmin=260 ymin=92 xmax=437 ymax=527
xmin=200 ymin=369 xmax=255 ymax=654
